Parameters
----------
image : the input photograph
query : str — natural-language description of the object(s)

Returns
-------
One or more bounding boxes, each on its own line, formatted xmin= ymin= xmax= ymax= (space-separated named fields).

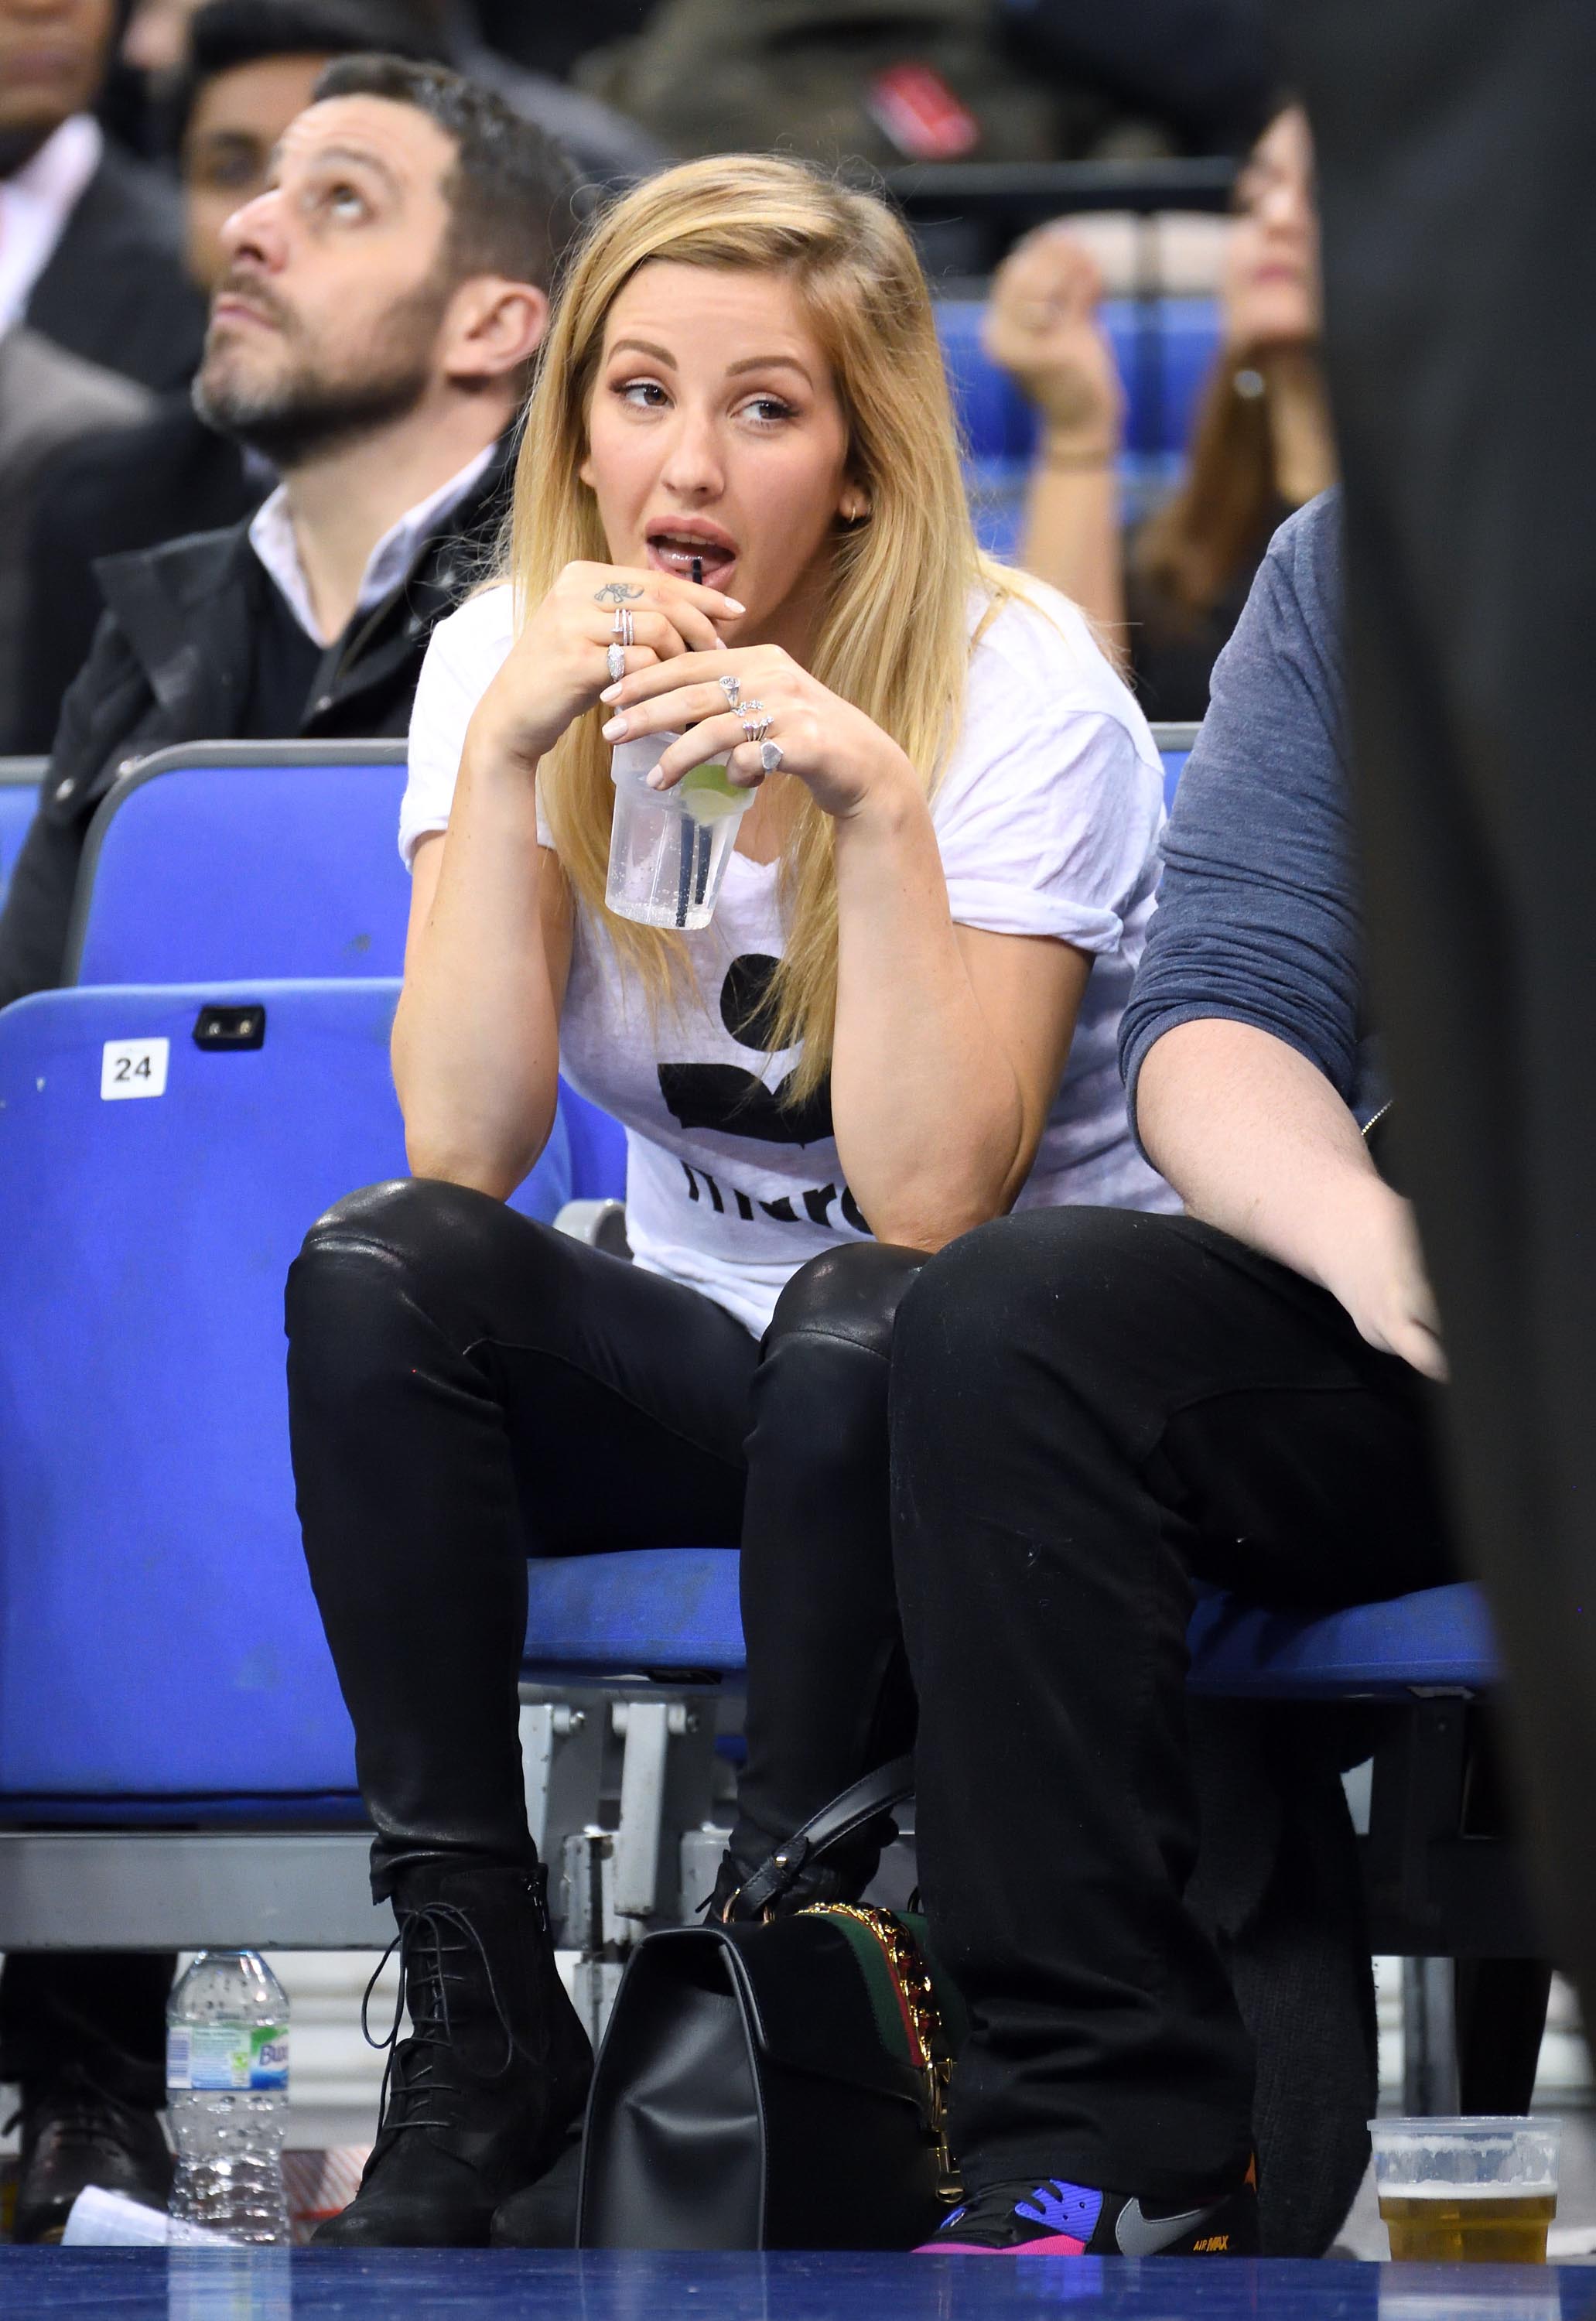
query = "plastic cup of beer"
xmin=607 ymin=737 xmax=750 ymax=931
xmin=1369 ymin=2117 xmax=1560 ymax=2262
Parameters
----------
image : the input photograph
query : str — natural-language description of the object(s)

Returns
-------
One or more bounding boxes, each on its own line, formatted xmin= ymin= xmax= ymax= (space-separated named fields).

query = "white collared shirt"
xmin=248 ymin=443 xmax=497 ymax=646
xmin=0 ymin=115 xmax=104 ymax=337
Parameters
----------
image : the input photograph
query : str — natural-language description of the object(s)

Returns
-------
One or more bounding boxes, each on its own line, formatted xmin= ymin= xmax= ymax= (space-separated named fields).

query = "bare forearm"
xmin=392 ymin=741 xmax=563 ymax=1194
xmin=1136 ymin=1017 xmax=1388 ymax=1289
xmin=1020 ymin=432 xmax=1127 ymax=661
xmin=830 ymin=781 xmax=1026 ymax=1248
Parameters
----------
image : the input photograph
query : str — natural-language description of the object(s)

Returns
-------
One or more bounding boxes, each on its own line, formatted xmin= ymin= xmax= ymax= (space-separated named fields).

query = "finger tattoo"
xmin=593 ymin=582 xmax=644 ymax=605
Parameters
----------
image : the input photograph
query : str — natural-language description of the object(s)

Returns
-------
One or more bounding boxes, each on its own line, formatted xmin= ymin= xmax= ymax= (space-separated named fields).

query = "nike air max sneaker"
xmin=918 ymin=2173 xmax=1259 ymax=2256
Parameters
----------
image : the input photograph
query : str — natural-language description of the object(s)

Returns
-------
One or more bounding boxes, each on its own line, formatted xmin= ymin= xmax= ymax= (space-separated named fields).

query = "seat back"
xmin=560 ymin=1082 xmax=628 ymax=1203
xmin=1150 ymin=720 xmax=1200 ymax=812
xmin=0 ymin=980 xmax=572 ymax=1805
xmin=67 ymin=743 xmax=411 ymax=986
xmin=0 ymin=758 xmax=44 ymax=914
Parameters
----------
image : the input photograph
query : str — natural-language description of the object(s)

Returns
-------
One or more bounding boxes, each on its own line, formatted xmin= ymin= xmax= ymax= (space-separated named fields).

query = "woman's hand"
xmin=983 ymin=225 xmax=1125 ymax=452
xmin=467 ymin=562 xmax=743 ymax=771
xmin=597 ymin=644 xmax=914 ymax=822
xmin=1320 ymin=1178 xmax=1448 ymax=1381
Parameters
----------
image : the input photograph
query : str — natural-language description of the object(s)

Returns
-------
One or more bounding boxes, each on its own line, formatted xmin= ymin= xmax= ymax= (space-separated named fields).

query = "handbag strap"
xmin=731 ymin=1754 xmax=914 ymax=1919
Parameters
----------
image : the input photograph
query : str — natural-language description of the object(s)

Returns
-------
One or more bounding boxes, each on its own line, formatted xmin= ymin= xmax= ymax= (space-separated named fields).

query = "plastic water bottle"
xmin=166 ymin=1951 xmax=291 ymax=2244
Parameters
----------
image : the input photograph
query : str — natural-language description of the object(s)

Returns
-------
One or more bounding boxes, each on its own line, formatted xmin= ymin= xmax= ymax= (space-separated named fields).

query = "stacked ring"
xmin=610 ymin=606 xmax=635 ymax=650
xmin=741 ymin=709 xmax=773 ymax=746
xmin=607 ymin=643 xmax=626 ymax=683
xmin=719 ymin=675 xmax=741 ymax=710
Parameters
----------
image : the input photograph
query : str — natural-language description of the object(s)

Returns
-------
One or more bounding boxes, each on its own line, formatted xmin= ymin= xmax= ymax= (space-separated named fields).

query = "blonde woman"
xmin=286 ymin=154 xmax=1173 ymax=2249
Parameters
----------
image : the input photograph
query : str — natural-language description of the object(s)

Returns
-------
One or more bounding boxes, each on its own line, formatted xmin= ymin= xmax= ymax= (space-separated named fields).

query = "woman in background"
xmin=985 ymin=102 xmax=1333 ymax=716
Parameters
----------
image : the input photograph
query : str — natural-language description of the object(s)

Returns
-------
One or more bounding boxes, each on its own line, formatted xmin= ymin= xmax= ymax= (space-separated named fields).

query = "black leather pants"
xmin=285 ymin=1178 xmax=922 ymax=1896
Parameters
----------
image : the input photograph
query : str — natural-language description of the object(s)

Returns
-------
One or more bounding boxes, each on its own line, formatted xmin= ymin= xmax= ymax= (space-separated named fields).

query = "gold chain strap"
xmin=802 ymin=1902 xmax=962 ymax=2203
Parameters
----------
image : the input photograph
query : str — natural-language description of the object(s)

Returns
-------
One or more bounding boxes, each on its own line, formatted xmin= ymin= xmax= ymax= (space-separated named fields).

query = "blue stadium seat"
xmin=518 ymin=1554 xmax=1498 ymax=1700
xmin=67 ymin=743 xmax=411 ymax=986
xmin=0 ymin=979 xmax=572 ymax=1809
xmin=523 ymin=1547 xmax=743 ymax=1681
xmin=1154 ymin=722 xmax=1199 ymax=808
xmin=561 ymin=1080 xmax=628 ymax=1204
xmin=1102 ymin=296 xmax=1224 ymax=459
xmin=1187 ymin=1581 xmax=1495 ymax=1699
xmin=0 ymin=758 xmax=43 ymax=914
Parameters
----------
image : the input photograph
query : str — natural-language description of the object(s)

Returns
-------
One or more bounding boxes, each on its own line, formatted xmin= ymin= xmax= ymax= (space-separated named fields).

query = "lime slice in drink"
xmin=678 ymin=760 xmax=747 ymax=825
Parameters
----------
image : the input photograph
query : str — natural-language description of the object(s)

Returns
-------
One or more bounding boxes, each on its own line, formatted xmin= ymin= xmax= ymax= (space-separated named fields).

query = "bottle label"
xmin=167 ymin=2024 xmax=289 ymax=2091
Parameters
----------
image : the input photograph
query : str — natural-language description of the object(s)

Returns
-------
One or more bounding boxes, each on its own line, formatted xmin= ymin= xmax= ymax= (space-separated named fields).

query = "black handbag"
xmin=576 ymin=1759 xmax=968 ymax=2251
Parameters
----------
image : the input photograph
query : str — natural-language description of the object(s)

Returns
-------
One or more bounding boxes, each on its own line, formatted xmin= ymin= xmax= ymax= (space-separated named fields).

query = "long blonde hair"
xmin=508 ymin=153 xmax=1014 ymax=1100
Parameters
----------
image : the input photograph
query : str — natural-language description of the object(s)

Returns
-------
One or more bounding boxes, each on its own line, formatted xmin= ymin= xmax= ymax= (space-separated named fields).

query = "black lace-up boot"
xmin=10 ymin=2066 xmax=174 ymax=2245
xmin=314 ymin=1860 xmax=591 ymax=2248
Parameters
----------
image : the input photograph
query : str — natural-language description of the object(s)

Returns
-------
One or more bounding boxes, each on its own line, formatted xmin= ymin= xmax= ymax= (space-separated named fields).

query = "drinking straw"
xmin=676 ymin=816 xmax=693 ymax=925
xmin=677 ymin=555 xmax=706 ymax=920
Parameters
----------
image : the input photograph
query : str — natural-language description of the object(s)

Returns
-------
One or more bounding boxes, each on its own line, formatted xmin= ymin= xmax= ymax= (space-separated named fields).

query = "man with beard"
xmin=5 ymin=0 xmax=447 ymax=754
xmin=0 ymin=53 xmax=572 ymax=1013
xmin=0 ymin=56 xmax=574 ymax=2245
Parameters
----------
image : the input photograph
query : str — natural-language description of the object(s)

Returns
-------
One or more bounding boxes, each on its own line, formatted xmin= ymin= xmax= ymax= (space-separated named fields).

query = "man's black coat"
xmin=22 ymin=143 xmax=207 ymax=394
xmin=7 ymin=402 xmax=264 ymax=754
xmin=0 ymin=439 xmax=511 ymax=1007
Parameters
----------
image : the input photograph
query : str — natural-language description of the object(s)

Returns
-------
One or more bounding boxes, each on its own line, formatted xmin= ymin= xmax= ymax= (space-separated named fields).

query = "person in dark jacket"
xmin=0 ymin=55 xmax=576 ymax=2246
xmin=0 ymin=330 xmax=152 ymax=746
xmin=0 ymin=0 xmax=207 ymax=390
xmin=6 ymin=0 xmax=448 ymax=754
xmin=984 ymin=102 xmax=1333 ymax=720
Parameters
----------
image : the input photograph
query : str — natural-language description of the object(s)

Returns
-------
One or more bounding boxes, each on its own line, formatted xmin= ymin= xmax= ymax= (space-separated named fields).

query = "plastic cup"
xmin=607 ymin=736 xmax=752 ymax=931
xmin=1369 ymin=2116 xmax=1560 ymax=2263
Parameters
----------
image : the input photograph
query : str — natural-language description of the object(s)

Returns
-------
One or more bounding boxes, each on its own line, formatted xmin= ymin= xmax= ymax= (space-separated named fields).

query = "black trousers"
xmin=285 ymin=1178 xmax=922 ymax=1896
xmin=1282 ymin=0 xmax=1596 ymax=2010
xmin=890 ymin=1206 xmax=1454 ymax=2200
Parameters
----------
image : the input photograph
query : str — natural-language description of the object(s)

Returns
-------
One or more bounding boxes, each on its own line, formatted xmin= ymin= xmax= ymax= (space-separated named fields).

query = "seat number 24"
xmin=101 ymin=1039 xmax=170 ymax=1100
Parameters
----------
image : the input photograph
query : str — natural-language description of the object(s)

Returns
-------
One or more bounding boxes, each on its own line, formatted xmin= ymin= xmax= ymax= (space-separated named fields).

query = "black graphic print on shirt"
xmin=658 ymin=955 xmax=867 ymax=1236
xmin=657 ymin=954 xmax=833 ymax=1146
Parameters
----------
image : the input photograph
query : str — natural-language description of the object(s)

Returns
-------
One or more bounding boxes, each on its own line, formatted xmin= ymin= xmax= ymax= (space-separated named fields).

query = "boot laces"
xmin=361 ymin=1898 xmax=535 ymax=2138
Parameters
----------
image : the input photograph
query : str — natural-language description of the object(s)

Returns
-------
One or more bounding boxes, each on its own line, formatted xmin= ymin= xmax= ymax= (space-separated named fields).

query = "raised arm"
xmin=983 ymin=227 xmax=1127 ymax=650
xmin=393 ymin=563 xmax=736 ymax=1194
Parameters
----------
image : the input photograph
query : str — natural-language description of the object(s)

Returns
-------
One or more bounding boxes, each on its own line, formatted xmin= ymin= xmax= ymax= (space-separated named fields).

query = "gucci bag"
xmin=576 ymin=1761 xmax=966 ymax=2249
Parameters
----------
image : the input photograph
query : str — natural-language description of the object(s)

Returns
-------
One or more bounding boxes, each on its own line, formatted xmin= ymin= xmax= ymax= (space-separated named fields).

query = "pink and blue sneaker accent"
xmin=918 ymin=2172 xmax=1259 ymax=2256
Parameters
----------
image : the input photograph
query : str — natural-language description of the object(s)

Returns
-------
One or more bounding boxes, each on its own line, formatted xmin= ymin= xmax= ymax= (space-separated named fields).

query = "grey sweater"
xmin=1119 ymin=487 xmax=1379 ymax=1136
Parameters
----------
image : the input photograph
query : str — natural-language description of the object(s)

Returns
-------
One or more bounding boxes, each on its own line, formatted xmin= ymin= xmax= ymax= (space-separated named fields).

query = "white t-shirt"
xmin=402 ymin=579 xmax=1177 ymax=1335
